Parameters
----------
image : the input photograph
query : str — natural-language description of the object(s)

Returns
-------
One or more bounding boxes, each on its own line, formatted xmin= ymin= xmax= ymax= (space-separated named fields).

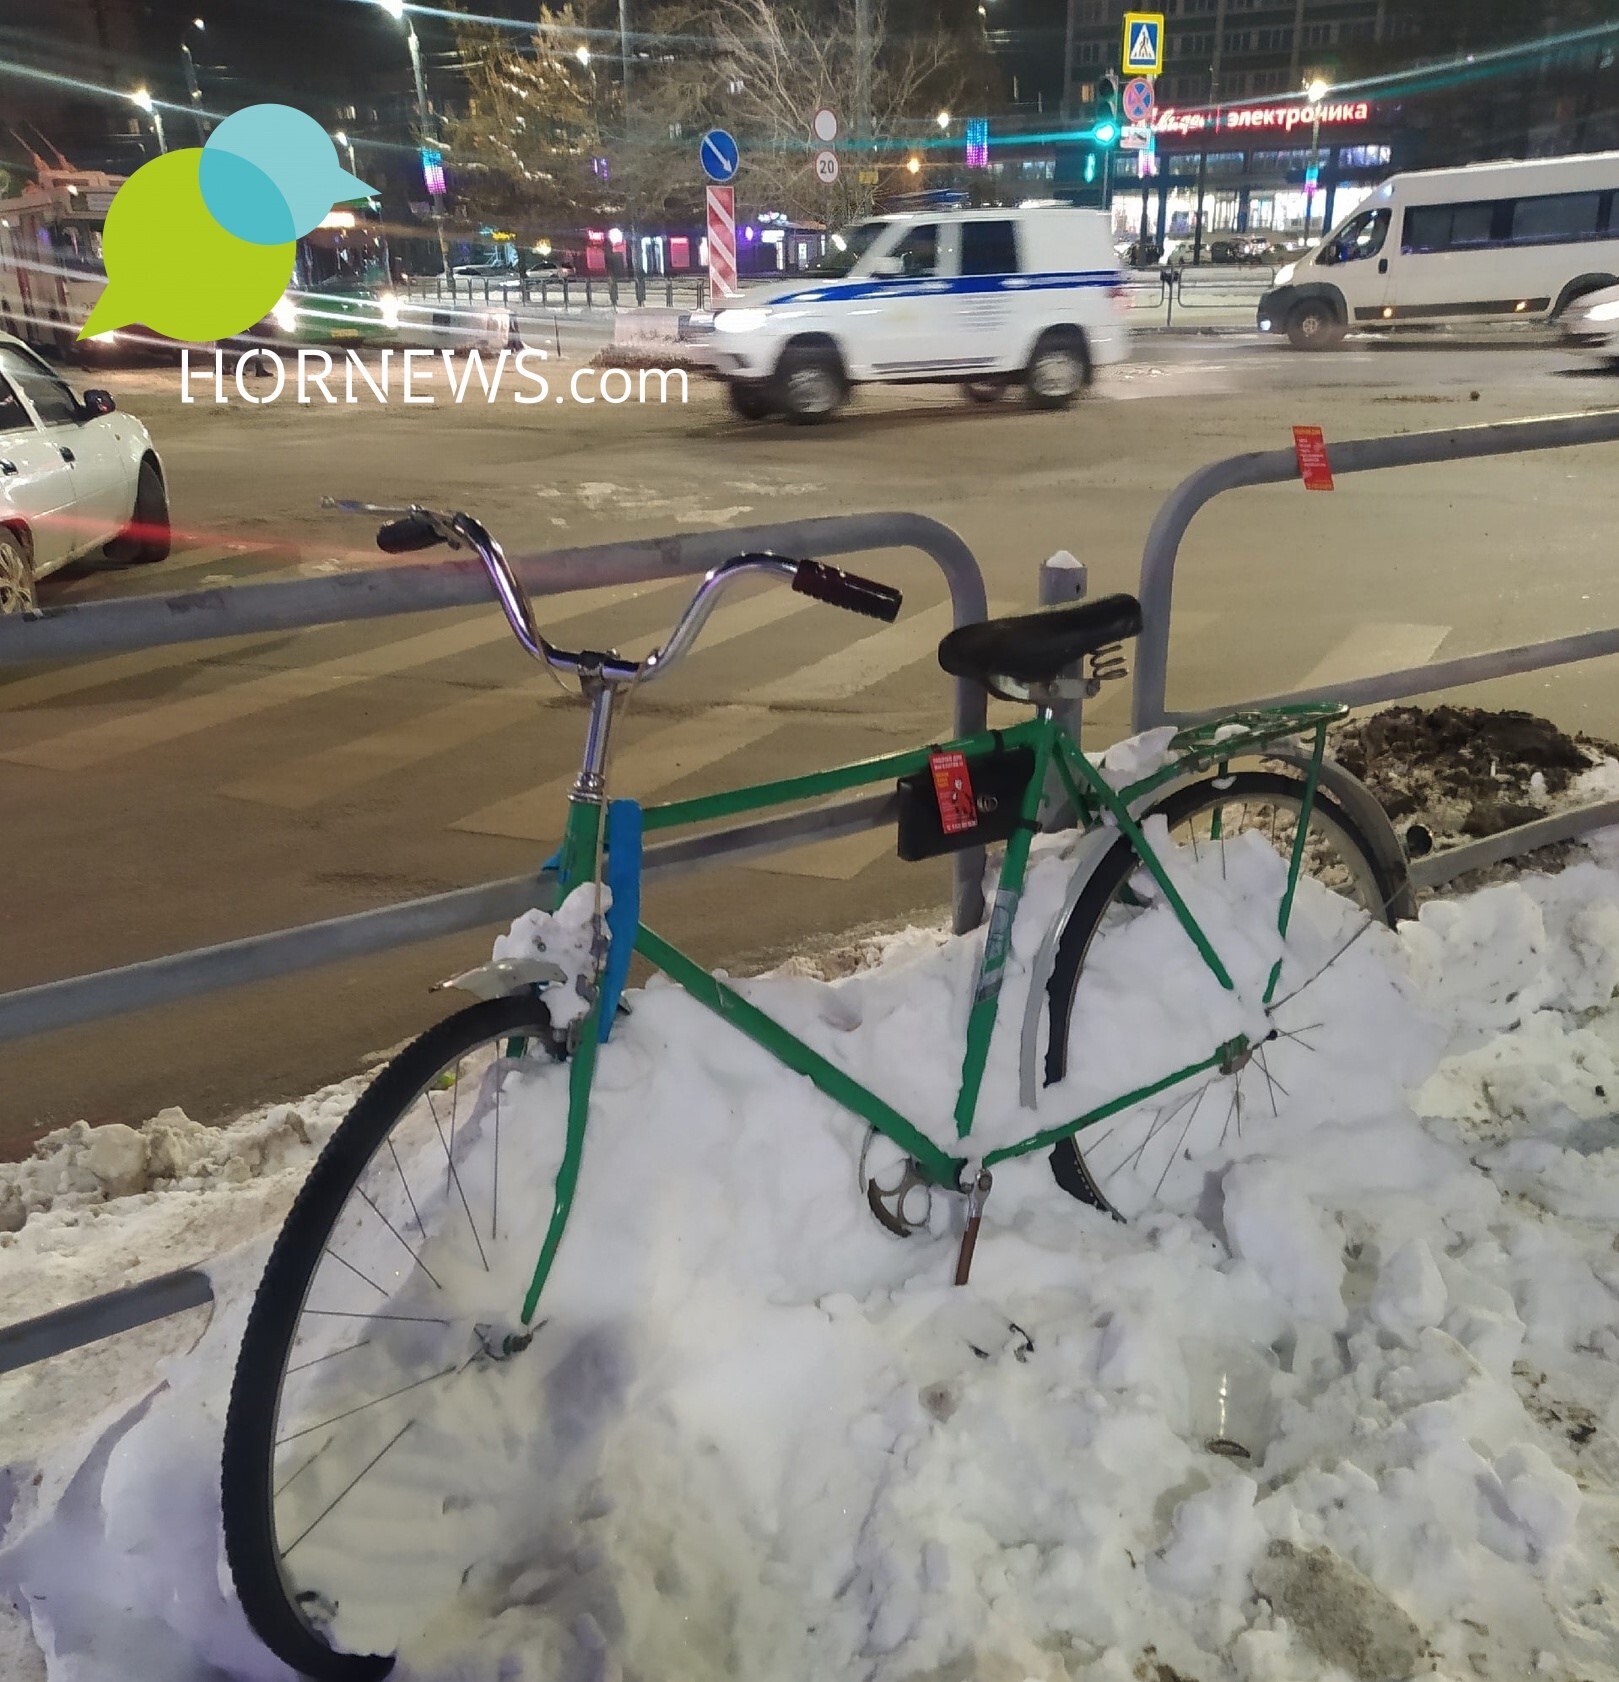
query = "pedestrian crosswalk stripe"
xmin=454 ymin=706 xmax=767 ymax=842
xmin=0 ymin=579 xmax=678 ymax=774
xmin=450 ymin=599 xmax=974 ymax=849
xmin=0 ymin=616 xmax=526 ymax=773
xmin=1294 ymin=622 xmax=1450 ymax=693
xmin=222 ymin=580 xmax=819 ymax=809
xmin=0 ymin=632 xmax=289 ymax=713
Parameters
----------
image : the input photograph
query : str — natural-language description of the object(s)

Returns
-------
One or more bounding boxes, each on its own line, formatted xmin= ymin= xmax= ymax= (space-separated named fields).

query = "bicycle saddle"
xmin=937 ymin=594 xmax=1143 ymax=689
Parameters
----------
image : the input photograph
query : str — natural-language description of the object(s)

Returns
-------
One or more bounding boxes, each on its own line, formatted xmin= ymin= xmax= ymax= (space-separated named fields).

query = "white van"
xmin=698 ymin=206 xmax=1129 ymax=422
xmin=1258 ymin=151 xmax=1619 ymax=349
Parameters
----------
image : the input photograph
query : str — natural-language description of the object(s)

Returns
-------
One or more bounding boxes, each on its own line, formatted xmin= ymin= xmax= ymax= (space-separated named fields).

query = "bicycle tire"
xmin=222 ymin=993 xmax=565 ymax=1682
xmin=1044 ymin=769 xmax=1402 ymax=1219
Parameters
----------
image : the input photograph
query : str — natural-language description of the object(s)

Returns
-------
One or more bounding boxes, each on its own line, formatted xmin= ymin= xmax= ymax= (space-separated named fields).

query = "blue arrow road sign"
xmin=700 ymin=128 xmax=740 ymax=183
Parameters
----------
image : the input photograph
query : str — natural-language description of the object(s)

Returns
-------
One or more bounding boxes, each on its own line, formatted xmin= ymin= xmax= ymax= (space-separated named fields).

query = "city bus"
xmin=0 ymin=164 xmax=119 ymax=358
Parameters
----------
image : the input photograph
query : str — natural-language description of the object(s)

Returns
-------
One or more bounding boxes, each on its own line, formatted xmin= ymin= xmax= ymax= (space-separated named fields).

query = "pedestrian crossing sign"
xmin=1122 ymin=12 xmax=1164 ymax=75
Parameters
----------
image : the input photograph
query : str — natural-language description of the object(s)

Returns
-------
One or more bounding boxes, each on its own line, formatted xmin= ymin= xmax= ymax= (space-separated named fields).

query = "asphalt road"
xmin=4 ymin=331 xmax=1618 ymax=1152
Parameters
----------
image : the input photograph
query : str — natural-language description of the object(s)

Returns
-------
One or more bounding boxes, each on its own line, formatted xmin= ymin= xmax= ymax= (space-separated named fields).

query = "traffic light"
xmin=1092 ymin=72 xmax=1121 ymax=148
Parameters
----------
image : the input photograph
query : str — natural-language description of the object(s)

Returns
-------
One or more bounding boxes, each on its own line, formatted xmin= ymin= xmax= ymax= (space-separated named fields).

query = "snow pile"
xmin=4 ymin=839 xmax=1619 ymax=1682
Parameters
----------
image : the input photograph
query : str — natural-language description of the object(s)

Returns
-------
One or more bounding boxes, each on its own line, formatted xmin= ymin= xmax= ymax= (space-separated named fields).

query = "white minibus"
xmin=1258 ymin=151 xmax=1619 ymax=348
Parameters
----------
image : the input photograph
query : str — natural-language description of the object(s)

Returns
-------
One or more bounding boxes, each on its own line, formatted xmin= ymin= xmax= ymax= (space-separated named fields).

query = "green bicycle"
xmin=220 ymin=508 xmax=1411 ymax=1680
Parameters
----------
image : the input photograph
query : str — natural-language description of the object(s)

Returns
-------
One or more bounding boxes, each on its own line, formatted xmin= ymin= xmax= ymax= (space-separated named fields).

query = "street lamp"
xmin=335 ymin=130 xmax=358 ymax=177
xmin=576 ymin=45 xmax=591 ymax=65
xmin=180 ymin=17 xmax=208 ymax=143
xmin=374 ymin=0 xmax=447 ymax=275
xmin=935 ymin=110 xmax=950 ymax=130
xmin=906 ymin=155 xmax=921 ymax=175
xmin=1303 ymin=78 xmax=1329 ymax=242
xmin=130 ymin=87 xmax=167 ymax=155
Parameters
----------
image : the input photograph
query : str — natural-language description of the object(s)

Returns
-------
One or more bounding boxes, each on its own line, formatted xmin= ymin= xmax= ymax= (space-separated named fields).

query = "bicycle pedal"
xmin=859 ymin=1137 xmax=934 ymax=1238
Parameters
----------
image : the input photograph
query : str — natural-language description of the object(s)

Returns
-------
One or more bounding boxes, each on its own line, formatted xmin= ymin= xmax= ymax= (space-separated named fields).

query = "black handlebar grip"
xmin=791 ymin=560 xmax=903 ymax=623
xmin=375 ymin=514 xmax=444 ymax=554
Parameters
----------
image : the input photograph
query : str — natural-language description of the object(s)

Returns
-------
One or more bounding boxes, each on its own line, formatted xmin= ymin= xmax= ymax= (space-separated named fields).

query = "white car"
xmin=0 ymin=332 xmax=168 ymax=614
xmin=1561 ymin=283 xmax=1619 ymax=361
xmin=700 ymin=206 xmax=1130 ymax=423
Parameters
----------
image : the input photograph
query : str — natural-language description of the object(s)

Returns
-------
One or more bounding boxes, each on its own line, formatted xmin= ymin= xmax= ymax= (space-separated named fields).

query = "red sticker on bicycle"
xmin=930 ymin=750 xmax=979 ymax=835
xmin=1293 ymin=424 xmax=1334 ymax=490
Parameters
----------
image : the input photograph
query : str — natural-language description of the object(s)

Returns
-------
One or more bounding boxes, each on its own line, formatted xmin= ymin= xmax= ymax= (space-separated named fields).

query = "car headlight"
xmin=1272 ymin=262 xmax=1296 ymax=288
xmin=380 ymin=292 xmax=402 ymax=330
xmin=271 ymin=295 xmax=298 ymax=333
xmin=1586 ymin=300 xmax=1619 ymax=322
xmin=715 ymin=308 xmax=770 ymax=333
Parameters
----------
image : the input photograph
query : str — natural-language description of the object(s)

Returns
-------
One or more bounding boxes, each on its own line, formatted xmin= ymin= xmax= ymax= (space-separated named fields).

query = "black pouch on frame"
xmin=895 ymin=743 xmax=1037 ymax=863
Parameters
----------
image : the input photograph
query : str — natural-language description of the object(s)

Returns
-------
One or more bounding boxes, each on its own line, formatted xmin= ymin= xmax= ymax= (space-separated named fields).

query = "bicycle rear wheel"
xmin=221 ymin=994 xmax=570 ymax=1682
xmin=1045 ymin=769 xmax=1403 ymax=1220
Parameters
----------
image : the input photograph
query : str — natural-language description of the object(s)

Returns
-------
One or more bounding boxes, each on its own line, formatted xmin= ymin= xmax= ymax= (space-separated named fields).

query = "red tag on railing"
xmin=929 ymin=750 xmax=979 ymax=835
xmin=1293 ymin=425 xmax=1334 ymax=490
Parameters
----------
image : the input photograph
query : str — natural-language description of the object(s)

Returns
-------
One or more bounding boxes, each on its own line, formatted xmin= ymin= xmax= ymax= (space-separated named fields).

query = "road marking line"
xmin=224 ymin=583 xmax=818 ymax=809
xmin=1294 ymin=622 xmax=1450 ymax=693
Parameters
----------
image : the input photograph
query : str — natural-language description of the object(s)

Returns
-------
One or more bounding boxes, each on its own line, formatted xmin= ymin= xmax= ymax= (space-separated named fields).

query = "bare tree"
xmin=703 ymin=0 xmax=976 ymax=222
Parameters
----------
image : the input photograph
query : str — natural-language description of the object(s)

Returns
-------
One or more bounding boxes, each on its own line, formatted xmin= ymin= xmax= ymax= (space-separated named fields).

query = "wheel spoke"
xmin=1149 ymin=1080 xmax=1210 ymax=1197
xmin=355 ymin=1187 xmax=444 ymax=1291
xmin=280 ymin=1419 xmax=417 ymax=1558
xmin=276 ymin=1362 xmax=461 ymax=1449
xmin=426 ymin=1084 xmax=491 ymax=1274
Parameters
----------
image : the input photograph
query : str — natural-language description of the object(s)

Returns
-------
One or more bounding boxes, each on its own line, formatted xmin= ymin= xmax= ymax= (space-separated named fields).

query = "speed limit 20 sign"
xmin=814 ymin=148 xmax=840 ymax=184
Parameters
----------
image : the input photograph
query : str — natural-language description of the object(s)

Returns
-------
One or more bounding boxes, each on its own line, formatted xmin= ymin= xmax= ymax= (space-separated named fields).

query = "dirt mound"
xmin=1334 ymin=705 xmax=1613 ymax=840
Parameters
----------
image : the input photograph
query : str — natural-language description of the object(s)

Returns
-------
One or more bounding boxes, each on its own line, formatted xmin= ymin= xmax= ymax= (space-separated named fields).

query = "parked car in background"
xmin=1560 ymin=282 xmax=1619 ymax=362
xmin=270 ymin=276 xmax=516 ymax=351
xmin=1209 ymin=236 xmax=1270 ymax=265
xmin=0 ymin=331 xmax=168 ymax=613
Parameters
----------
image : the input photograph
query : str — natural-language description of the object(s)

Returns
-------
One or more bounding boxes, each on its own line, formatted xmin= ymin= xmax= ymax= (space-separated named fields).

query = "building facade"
xmin=1033 ymin=0 xmax=1619 ymax=250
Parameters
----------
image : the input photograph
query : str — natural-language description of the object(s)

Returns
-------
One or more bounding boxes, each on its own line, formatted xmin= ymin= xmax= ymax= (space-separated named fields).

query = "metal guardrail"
xmin=405 ymin=272 xmax=710 ymax=313
xmin=0 ymin=512 xmax=989 ymax=1051
xmin=1 ymin=1266 xmax=213 ymax=1375
xmin=1131 ymin=407 xmax=1619 ymax=886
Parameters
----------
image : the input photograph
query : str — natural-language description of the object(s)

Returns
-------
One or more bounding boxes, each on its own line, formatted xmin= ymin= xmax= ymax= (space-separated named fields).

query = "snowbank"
xmin=4 ymin=836 xmax=1619 ymax=1682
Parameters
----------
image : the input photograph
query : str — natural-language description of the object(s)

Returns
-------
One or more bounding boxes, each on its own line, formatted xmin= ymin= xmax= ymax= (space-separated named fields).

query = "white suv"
xmin=700 ymin=206 xmax=1129 ymax=423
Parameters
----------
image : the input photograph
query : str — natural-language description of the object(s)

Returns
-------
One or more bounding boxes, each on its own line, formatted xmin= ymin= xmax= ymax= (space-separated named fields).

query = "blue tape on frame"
xmin=597 ymin=799 xmax=642 ymax=1042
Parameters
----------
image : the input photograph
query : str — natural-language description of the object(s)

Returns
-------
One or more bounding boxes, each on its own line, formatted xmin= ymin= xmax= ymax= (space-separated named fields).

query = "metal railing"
xmin=404 ymin=272 xmax=710 ymax=314
xmin=1131 ymin=407 xmax=1619 ymax=888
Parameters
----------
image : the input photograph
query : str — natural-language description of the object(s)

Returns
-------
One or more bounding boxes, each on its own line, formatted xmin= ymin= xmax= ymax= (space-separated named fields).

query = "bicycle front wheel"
xmin=1044 ymin=769 xmax=1404 ymax=1221
xmin=221 ymin=994 xmax=572 ymax=1682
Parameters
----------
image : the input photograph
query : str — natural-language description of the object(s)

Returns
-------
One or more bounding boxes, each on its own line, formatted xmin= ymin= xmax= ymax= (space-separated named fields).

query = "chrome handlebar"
xmin=323 ymin=499 xmax=901 ymax=688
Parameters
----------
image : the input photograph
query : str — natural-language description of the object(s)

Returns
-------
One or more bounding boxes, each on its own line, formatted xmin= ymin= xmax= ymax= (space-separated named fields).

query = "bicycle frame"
xmin=518 ymin=707 xmax=1336 ymax=1324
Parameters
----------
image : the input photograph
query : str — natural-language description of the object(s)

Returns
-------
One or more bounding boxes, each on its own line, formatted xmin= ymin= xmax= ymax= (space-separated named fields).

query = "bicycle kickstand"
xmin=953 ymin=1169 xmax=994 ymax=1287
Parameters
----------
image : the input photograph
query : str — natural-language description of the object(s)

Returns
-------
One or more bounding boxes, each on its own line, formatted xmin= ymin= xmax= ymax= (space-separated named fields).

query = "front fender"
xmin=438 ymin=955 xmax=566 ymax=1002
xmin=1257 ymin=281 xmax=1347 ymax=331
